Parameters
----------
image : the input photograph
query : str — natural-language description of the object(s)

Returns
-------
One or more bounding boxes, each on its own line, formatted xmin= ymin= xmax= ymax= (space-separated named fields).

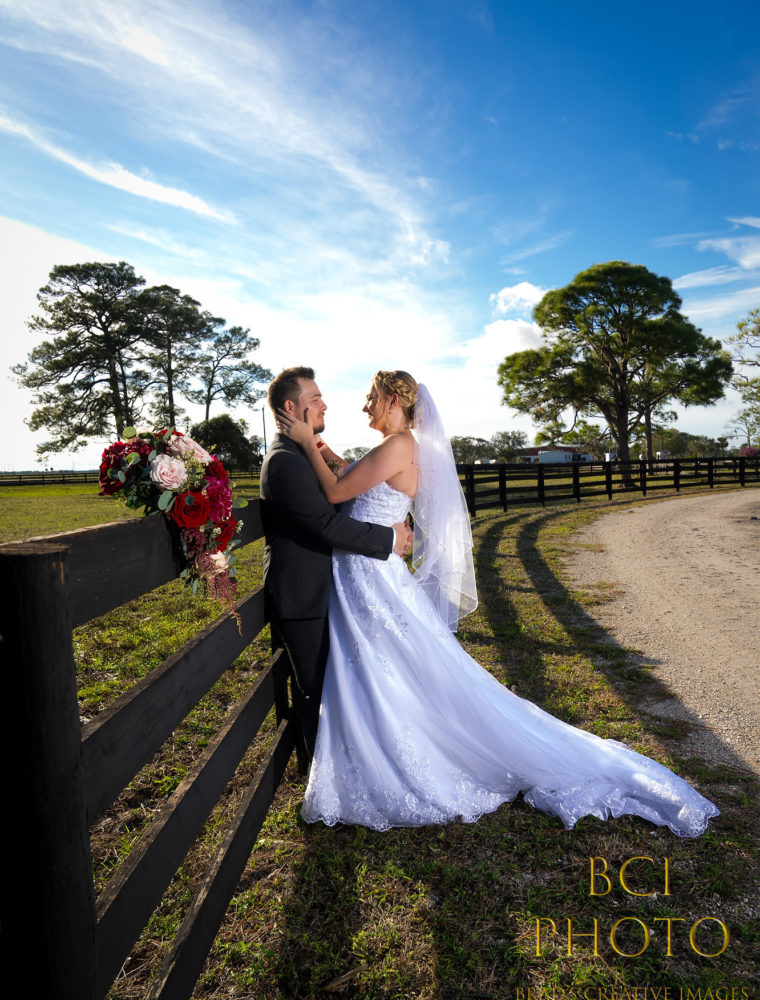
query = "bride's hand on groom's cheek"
xmin=276 ymin=407 xmax=312 ymax=445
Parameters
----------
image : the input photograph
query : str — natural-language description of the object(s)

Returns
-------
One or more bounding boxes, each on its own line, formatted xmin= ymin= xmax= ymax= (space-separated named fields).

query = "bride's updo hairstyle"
xmin=373 ymin=370 xmax=419 ymax=426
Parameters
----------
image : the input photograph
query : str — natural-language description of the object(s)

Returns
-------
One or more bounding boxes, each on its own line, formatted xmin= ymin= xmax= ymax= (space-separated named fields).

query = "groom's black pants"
xmin=273 ymin=616 xmax=330 ymax=762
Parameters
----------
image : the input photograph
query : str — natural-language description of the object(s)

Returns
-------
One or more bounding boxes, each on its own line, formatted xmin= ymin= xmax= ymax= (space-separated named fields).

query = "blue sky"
xmin=1 ymin=0 xmax=759 ymax=469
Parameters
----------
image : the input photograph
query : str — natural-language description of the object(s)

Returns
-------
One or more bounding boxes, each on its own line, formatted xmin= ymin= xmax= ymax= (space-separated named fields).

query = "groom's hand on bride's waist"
xmin=392 ymin=520 xmax=413 ymax=557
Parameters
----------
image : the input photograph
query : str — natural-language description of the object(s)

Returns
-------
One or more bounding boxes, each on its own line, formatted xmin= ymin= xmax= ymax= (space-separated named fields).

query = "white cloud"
xmin=673 ymin=265 xmax=755 ymax=290
xmin=652 ymin=231 xmax=714 ymax=248
xmin=499 ymin=231 xmax=573 ymax=265
xmin=0 ymin=0 xmax=441 ymax=272
xmin=697 ymin=236 xmax=760 ymax=270
xmin=0 ymin=112 xmax=233 ymax=221
xmin=728 ymin=216 xmax=760 ymax=230
xmin=680 ymin=285 xmax=760 ymax=324
xmin=490 ymin=281 xmax=545 ymax=316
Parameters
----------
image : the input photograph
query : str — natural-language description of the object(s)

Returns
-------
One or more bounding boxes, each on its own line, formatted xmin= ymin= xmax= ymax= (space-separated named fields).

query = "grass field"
xmin=4 ymin=483 xmax=758 ymax=999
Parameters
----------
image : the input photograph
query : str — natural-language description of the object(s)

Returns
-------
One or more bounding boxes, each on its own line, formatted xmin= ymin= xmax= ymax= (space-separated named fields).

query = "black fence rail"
xmin=0 ymin=469 xmax=262 ymax=486
xmin=457 ymin=456 xmax=760 ymax=515
xmin=0 ymin=469 xmax=102 ymax=485
xmin=0 ymin=502 xmax=297 ymax=1000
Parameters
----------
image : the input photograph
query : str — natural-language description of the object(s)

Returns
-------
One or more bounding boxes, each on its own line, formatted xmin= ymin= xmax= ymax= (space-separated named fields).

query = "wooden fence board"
xmin=95 ymin=651 xmax=289 ymax=996
xmin=147 ymin=717 xmax=296 ymax=1000
xmin=81 ymin=586 xmax=267 ymax=824
xmin=1 ymin=499 xmax=264 ymax=627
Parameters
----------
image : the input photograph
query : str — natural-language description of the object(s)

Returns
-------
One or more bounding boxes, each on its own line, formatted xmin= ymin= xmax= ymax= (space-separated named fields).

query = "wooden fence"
xmin=0 ymin=469 xmax=102 ymax=485
xmin=0 ymin=469 xmax=262 ymax=486
xmin=457 ymin=456 xmax=760 ymax=515
xmin=0 ymin=500 xmax=296 ymax=1000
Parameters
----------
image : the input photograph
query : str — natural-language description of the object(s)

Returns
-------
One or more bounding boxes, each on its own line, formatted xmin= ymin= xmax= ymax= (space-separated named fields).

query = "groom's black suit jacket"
xmin=259 ymin=433 xmax=394 ymax=619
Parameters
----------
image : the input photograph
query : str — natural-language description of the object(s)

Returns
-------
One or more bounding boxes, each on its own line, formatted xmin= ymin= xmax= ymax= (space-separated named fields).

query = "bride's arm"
xmin=311 ymin=434 xmax=347 ymax=471
xmin=277 ymin=407 xmax=410 ymax=503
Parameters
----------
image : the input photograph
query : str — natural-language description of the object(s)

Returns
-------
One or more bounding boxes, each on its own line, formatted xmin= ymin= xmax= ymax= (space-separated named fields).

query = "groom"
xmin=260 ymin=366 xmax=411 ymax=762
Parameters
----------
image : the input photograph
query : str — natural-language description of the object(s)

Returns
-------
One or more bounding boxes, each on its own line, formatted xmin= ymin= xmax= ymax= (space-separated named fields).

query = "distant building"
xmin=522 ymin=446 xmax=593 ymax=464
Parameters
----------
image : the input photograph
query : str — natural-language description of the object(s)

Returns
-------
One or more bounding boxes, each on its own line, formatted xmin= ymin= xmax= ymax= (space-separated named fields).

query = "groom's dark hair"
xmin=268 ymin=366 xmax=316 ymax=414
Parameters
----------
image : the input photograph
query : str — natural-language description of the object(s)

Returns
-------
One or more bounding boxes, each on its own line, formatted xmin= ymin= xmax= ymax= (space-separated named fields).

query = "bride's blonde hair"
xmin=373 ymin=370 xmax=419 ymax=426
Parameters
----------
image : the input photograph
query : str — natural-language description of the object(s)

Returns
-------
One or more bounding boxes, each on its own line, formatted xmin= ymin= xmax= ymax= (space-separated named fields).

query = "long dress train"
xmin=301 ymin=481 xmax=719 ymax=837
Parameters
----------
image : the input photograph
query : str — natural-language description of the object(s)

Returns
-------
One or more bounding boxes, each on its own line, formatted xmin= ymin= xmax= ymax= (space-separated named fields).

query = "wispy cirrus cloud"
xmin=680 ymin=284 xmax=760 ymax=322
xmin=728 ymin=216 xmax=760 ymax=230
xmin=652 ymin=231 xmax=716 ymax=248
xmin=0 ymin=112 xmax=233 ymax=221
xmin=673 ymin=265 xmax=756 ymax=290
xmin=697 ymin=235 xmax=760 ymax=271
xmin=697 ymin=79 xmax=760 ymax=131
xmin=0 ymin=0 xmax=441 ymax=274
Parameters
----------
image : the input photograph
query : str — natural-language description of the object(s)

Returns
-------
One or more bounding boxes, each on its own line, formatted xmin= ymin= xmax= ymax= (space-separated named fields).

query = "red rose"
xmin=98 ymin=443 xmax=128 ymax=495
xmin=98 ymin=457 xmax=123 ymax=495
xmin=212 ymin=517 xmax=238 ymax=552
xmin=206 ymin=457 xmax=227 ymax=480
xmin=169 ymin=491 xmax=211 ymax=528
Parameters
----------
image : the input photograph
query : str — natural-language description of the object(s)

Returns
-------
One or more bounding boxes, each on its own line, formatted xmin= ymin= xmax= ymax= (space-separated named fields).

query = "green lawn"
xmin=3 ymin=485 xmax=758 ymax=999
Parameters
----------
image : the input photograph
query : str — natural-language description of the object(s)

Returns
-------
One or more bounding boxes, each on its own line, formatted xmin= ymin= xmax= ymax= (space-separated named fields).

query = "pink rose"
xmin=168 ymin=434 xmax=212 ymax=465
xmin=150 ymin=453 xmax=188 ymax=491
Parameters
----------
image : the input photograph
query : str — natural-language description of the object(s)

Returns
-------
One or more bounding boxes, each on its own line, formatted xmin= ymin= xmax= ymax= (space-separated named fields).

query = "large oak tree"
xmin=498 ymin=261 xmax=733 ymax=466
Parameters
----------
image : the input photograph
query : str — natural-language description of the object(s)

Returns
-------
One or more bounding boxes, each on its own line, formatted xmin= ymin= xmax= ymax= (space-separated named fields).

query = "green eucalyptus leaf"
xmin=157 ymin=489 xmax=174 ymax=511
xmin=123 ymin=426 xmax=136 ymax=439
xmin=148 ymin=450 xmax=157 ymax=462
xmin=117 ymin=470 xmax=126 ymax=482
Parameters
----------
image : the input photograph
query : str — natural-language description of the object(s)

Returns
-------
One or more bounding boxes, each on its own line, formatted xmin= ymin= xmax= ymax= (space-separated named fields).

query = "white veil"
xmin=411 ymin=383 xmax=478 ymax=631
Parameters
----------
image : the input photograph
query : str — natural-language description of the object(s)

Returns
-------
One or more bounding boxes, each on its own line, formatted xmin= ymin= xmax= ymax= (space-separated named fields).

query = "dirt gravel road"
xmin=566 ymin=488 xmax=760 ymax=776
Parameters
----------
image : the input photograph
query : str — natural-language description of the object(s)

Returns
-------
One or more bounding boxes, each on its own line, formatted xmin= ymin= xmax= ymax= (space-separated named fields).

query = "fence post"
xmin=465 ymin=467 xmax=477 ymax=515
xmin=739 ymin=457 xmax=746 ymax=487
xmin=708 ymin=458 xmax=714 ymax=488
xmin=499 ymin=465 xmax=507 ymax=511
xmin=604 ymin=461 xmax=613 ymax=500
xmin=537 ymin=465 xmax=546 ymax=508
xmin=673 ymin=459 xmax=681 ymax=492
xmin=572 ymin=462 xmax=580 ymax=503
xmin=639 ymin=460 xmax=647 ymax=497
xmin=0 ymin=542 xmax=97 ymax=999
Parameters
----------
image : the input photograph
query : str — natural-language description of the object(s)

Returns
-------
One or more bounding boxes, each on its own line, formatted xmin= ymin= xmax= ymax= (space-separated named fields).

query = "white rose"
xmin=208 ymin=551 xmax=229 ymax=575
xmin=150 ymin=453 xmax=188 ymax=491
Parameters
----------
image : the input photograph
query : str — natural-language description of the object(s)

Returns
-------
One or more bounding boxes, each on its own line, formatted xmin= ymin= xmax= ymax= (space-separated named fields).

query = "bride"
xmin=276 ymin=370 xmax=718 ymax=837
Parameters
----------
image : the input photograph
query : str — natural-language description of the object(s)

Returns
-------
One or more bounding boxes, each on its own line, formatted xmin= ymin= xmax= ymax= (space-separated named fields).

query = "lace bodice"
xmin=341 ymin=480 xmax=412 ymax=527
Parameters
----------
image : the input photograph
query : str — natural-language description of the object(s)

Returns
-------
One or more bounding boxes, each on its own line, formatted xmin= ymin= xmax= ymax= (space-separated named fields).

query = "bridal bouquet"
xmin=99 ymin=426 xmax=241 ymax=610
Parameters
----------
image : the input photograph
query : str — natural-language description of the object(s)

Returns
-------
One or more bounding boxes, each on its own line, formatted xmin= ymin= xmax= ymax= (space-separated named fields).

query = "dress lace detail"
xmin=301 ymin=482 xmax=718 ymax=837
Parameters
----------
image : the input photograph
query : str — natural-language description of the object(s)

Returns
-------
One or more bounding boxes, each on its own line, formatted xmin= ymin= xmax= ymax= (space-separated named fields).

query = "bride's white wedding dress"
xmin=301 ymin=480 xmax=719 ymax=837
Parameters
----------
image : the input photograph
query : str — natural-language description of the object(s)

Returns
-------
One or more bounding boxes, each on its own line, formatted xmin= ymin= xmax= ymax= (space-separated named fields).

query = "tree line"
xmin=14 ymin=258 xmax=760 ymax=470
xmin=13 ymin=261 xmax=272 ymax=460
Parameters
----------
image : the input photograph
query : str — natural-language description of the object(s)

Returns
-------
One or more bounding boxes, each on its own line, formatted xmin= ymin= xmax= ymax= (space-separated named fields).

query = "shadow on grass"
xmin=222 ymin=502 xmax=759 ymax=999
xmin=473 ymin=504 xmax=757 ymax=782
